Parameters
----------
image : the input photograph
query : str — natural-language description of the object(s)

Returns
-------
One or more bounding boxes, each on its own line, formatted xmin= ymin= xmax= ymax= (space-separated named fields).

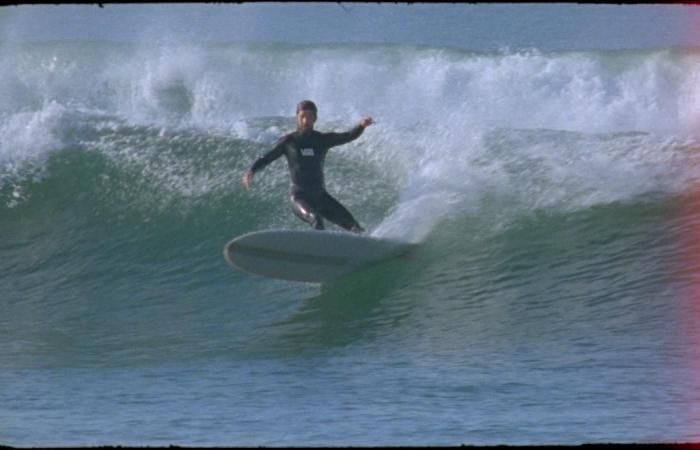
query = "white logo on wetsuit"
xmin=300 ymin=148 xmax=315 ymax=157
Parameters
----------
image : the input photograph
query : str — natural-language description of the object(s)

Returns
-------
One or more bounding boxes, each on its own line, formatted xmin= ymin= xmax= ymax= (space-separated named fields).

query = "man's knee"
xmin=292 ymin=199 xmax=324 ymax=230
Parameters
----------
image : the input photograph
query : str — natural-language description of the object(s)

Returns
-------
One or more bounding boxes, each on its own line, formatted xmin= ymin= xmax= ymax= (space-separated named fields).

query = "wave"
xmin=1 ymin=41 xmax=699 ymax=243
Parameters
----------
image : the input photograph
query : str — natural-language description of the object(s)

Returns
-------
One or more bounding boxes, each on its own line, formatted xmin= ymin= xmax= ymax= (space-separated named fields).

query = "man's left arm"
xmin=325 ymin=117 xmax=374 ymax=148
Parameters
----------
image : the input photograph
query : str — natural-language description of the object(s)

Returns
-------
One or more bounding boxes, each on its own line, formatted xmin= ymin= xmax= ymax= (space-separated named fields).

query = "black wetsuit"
xmin=249 ymin=125 xmax=365 ymax=232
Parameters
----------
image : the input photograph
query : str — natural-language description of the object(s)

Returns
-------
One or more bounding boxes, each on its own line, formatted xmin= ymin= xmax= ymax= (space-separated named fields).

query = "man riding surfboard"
xmin=242 ymin=100 xmax=374 ymax=233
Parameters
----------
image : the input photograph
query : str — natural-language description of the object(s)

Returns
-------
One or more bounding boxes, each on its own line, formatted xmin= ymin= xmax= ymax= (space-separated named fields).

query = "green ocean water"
xmin=2 ymin=35 xmax=700 ymax=445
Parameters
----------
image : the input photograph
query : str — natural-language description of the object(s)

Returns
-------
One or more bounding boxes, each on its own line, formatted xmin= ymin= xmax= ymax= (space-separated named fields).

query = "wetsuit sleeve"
xmin=249 ymin=136 xmax=286 ymax=173
xmin=323 ymin=125 xmax=365 ymax=148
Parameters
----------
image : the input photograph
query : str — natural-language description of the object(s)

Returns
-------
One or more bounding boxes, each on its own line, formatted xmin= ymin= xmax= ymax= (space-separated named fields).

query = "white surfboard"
xmin=224 ymin=229 xmax=416 ymax=283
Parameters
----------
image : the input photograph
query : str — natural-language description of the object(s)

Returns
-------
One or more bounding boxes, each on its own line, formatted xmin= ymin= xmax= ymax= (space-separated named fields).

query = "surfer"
xmin=242 ymin=100 xmax=374 ymax=234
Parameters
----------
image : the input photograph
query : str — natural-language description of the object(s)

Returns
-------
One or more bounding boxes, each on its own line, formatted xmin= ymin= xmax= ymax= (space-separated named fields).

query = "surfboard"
xmin=224 ymin=229 xmax=416 ymax=283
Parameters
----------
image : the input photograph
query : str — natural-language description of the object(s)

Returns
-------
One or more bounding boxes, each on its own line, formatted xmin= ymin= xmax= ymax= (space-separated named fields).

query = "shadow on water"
xmin=246 ymin=252 xmax=420 ymax=357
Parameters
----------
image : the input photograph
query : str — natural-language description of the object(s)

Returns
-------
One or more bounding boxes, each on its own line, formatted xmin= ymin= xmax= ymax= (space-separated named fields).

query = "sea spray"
xmin=1 ymin=42 xmax=699 ymax=234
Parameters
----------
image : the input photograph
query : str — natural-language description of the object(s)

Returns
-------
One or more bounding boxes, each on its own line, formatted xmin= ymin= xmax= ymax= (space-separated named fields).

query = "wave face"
xmin=2 ymin=41 xmax=700 ymax=446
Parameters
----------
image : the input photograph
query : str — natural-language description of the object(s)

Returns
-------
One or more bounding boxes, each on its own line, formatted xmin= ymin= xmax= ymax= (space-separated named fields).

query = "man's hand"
xmin=360 ymin=117 xmax=374 ymax=129
xmin=242 ymin=170 xmax=254 ymax=189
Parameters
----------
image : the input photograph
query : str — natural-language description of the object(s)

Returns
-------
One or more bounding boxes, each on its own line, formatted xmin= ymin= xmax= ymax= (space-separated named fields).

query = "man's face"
xmin=297 ymin=109 xmax=317 ymax=131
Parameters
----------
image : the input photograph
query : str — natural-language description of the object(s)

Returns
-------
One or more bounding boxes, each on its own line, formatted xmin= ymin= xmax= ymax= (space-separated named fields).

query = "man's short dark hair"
xmin=296 ymin=100 xmax=318 ymax=115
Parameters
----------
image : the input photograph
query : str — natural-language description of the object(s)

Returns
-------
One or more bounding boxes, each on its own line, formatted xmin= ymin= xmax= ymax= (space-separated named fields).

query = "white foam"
xmin=0 ymin=100 xmax=66 ymax=171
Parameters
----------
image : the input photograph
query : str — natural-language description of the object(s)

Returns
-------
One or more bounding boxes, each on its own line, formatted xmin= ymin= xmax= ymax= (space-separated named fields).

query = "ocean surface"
xmin=2 ymin=4 xmax=700 ymax=446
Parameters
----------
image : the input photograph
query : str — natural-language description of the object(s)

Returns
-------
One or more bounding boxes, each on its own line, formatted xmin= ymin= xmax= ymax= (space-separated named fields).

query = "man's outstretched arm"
xmin=325 ymin=116 xmax=374 ymax=148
